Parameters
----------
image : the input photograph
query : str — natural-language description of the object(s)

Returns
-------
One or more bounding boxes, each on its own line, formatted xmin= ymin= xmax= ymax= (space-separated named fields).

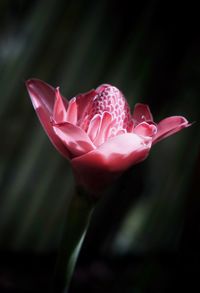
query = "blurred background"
xmin=0 ymin=0 xmax=199 ymax=292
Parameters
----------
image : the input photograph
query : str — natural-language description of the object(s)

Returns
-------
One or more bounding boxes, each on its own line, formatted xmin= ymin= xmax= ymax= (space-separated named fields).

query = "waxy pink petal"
xmin=87 ymin=114 xmax=101 ymax=141
xmin=93 ymin=112 xmax=113 ymax=146
xmin=53 ymin=122 xmax=96 ymax=157
xmin=72 ymin=133 xmax=152 ymax=191
xmin=26 ymin=79 xmax=70 ymax=158
xmin=53 ymin=89 xmax=77 ymax=125
xmin=134 ymin=122 xmax=157 ymax=137
xmin=133 ymin=103 xmax=153 ymax=124
xmin=53 ymin=87 xmax=69 ymax=123
xmin=26 ymin=79 xmax=56 ymax=114
xmin=76 ymin=90 xmax=96 ymax=122
xmin=153 ymin=116 xmax=189 ymax=144
xmin=65 ymin=98 xmax=78 ymax=125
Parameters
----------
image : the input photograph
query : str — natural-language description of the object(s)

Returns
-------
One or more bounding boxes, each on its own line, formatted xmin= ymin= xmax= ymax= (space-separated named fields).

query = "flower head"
xmin=26 ymin=79 xmax=189 ymax=193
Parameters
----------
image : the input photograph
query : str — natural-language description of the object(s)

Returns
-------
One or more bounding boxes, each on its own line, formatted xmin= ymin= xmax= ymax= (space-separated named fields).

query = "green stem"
xmin=54 ymin=186 xmax=95 ymax=293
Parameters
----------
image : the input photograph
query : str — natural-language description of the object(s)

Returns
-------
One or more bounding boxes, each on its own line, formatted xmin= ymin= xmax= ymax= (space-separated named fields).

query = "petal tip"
xmin=152 ymin=115 xmax=191 ymax=144
xmin=25 ymin=78 xmax=41 ymax=88
xmin=133 ymin=103 xmax=153 ymax=124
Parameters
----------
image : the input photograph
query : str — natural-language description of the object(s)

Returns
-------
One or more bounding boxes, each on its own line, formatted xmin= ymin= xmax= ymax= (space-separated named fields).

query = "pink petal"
xmin=65 ymin=97 xmax=78 ymax=124
xmin=53 ymin=91 xmax=78 ymax=124
xmin=26 ymin=79 xmax=70 ymax=158
xmin=87 ymin=114 xmax=101 ymax=141
xmin=133 ymin=122 xmax=157 ymax=137
xmin=153 ymin=116 xmax=189 ymax=144
xmin=133 ymin=103 xmax=153 ymax=124
xmin=93 ymin=112 xmax=113 ymax=146
xmin=72 ymin=133 xmax=152 ymax=192
xmin=53 ymin=87 xmax=69 ymax=123
xmin=26 ymin=79 xmax=66 ymax=115
xmin=53 ymin=122 xmax=96 ymax=157
xmin=104 ymin=118 xmax=117 ymax=138
xmin=76 ymin=89 xmax=96 ymax=122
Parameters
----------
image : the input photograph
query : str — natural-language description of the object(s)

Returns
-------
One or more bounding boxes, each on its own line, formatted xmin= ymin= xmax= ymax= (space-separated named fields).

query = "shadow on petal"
xmin=53 ymin=122 xmax=96 ymax=157
xmin=72 ymin=133 xmax=152 ymax=192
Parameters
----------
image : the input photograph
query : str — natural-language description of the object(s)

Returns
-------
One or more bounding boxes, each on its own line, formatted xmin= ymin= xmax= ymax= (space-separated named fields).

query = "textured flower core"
xmin=80 ymin=85 xmax=133 ymax=135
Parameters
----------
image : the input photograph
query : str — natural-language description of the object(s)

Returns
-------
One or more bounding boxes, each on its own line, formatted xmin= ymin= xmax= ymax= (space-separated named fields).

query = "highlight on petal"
xmin=153 ymin=116 xmax=189 ymax=144
xmin=133 ymin=103 xmax=153 ymax=124
xmin=53 ymin=122 xmax=96 ymax=157
xmin=133 ymin=122 xmax=157 ymax=137
xmin=26 ymin=79 xmax=70 ymax=158
xmin=72 ymin=133 xmax=152 ymax=191
xmin=91 ymin=132 xmax=152 ymax=171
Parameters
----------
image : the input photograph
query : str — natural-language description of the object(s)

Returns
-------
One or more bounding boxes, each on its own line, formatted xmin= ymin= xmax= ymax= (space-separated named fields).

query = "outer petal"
xmin=26 ymin=79 xmax=68 ymax=114
xmin=153 ymin=116 xmax=189 ymax=144
xmin=26 ymin=79 xmax=69 ymax=158
xmin=133 ymin=122 xmax=157 ymax=137
xmin=53 ymin=122 xmax=96 ymax=157
xmin=133 ymin=103 xmax=153 ymax=124
xmin=72 ymin=133 xmax=152 ymax=192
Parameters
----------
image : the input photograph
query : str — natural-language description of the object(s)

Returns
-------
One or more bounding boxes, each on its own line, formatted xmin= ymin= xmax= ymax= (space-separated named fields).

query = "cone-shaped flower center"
xmin=81 ymin=85 xmax=133 ymax=134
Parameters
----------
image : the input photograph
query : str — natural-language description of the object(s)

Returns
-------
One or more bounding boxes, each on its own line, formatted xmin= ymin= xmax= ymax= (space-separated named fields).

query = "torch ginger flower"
xmin=26 ymin=79 xmax=189 ymax=193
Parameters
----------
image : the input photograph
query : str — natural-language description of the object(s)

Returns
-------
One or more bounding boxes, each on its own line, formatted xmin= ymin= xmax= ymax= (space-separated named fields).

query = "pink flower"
xmin=26 ymin=79 xmax=189 ymax=193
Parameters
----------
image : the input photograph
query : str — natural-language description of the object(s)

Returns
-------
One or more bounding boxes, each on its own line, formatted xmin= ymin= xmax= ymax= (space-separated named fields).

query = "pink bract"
xmin=26 ymin=79 xmax=189 ymax=193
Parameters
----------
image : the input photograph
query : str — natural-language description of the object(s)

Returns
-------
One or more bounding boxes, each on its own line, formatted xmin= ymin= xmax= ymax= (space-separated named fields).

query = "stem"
xmin=53 ymin=186 xmax=95 ymax=293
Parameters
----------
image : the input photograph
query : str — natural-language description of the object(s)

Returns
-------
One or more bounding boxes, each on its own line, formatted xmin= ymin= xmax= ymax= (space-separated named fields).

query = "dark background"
xmin=0 ymin=0 xmax=199 ymax=292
